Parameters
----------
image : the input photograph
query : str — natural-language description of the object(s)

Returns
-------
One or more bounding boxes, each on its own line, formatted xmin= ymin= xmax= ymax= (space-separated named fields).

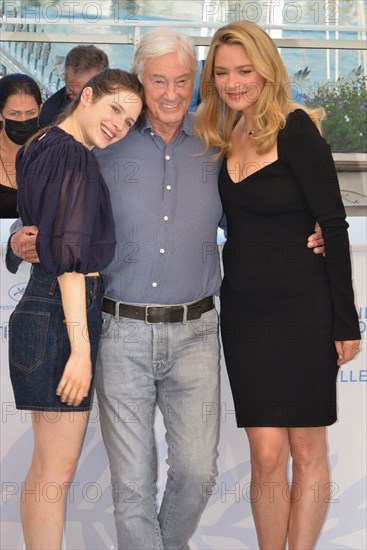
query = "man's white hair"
xmin=131 ymin=28 xmax=198 ymax=82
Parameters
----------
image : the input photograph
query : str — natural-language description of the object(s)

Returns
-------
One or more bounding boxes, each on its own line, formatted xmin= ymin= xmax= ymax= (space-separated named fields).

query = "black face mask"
xmin=3 ymin=116 xmax=39 ymax=145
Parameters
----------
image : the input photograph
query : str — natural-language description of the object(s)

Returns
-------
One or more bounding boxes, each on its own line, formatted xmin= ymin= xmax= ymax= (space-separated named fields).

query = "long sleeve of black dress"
xmin=279 ymin=109 xmax=360 ymax=341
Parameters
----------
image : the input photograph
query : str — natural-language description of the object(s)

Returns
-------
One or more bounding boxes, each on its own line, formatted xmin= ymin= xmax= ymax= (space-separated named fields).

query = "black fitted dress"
xmin=219 ymin=109 xmax=360 ymax=428
xmin=0 ymin=183 xmax=18 ymax=218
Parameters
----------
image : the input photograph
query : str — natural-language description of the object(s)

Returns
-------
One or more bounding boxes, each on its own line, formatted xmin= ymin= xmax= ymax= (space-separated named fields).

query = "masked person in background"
xmin=0 ymin=74 xmax=42 ymax=218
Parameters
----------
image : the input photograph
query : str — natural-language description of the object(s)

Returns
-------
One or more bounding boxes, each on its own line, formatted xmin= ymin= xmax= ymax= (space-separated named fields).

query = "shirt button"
xmin=159 ymin=248 xmax=165 ymax=254
xmin=166 ymin=185 xmax=171 ymax=190
xmin=165 ymin=155 xmax=170 ymax=160
xmin=152 ymin=282 xmax=158 ymax=288
xmin=163 ymin=216 xmax=168 ymax=221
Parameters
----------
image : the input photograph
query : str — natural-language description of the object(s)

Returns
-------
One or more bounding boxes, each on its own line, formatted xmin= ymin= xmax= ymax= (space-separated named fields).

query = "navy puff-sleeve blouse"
xmin=16 ymin=126 xmax=116 ymax=276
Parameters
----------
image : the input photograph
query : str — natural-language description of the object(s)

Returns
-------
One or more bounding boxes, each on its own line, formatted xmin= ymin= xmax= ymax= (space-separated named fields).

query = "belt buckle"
xmin=145 ymin=305 xmax=155 ymax=324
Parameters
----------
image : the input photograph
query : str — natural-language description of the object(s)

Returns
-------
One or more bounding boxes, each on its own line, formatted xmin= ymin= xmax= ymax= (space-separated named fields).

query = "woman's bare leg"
xmin=20 ymin=410 xmax=88 ymax=550
xmin=246 ymin=427 xmax=290 ymax=550
xmin=287 ymin=427 xmax=330 ymax=550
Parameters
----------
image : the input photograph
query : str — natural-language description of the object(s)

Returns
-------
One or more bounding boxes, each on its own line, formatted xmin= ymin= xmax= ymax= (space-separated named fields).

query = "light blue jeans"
xmin=95 ymin=308 xmax=220 ymax=550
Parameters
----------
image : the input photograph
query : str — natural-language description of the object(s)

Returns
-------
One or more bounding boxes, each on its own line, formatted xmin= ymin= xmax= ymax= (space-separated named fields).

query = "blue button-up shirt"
xmin=94 ymin=113 xmax=223 ymax=305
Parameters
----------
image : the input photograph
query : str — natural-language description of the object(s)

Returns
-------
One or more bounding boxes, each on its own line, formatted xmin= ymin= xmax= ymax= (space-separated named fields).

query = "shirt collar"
xmin=138 ymin=112 xmax=195 ymax=137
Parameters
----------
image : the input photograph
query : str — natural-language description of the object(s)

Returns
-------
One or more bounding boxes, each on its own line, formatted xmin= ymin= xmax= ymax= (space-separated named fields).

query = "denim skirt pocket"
xmin=8 ymin=266 xmax=104 ymax=411
xmin=9 ymin=310 xmax=50 ymax=372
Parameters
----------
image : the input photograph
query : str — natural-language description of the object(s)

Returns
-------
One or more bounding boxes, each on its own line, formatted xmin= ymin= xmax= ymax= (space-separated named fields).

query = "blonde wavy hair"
xmin=194 ymin=21 xmax=324 ymax=157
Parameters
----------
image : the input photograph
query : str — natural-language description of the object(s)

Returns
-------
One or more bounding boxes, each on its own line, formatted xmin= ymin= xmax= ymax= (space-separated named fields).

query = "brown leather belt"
xmin=102 ymin=296 xmax=214 ymax=324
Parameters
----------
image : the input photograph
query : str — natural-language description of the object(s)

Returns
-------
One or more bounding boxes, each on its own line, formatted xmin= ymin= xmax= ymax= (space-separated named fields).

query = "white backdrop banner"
xmin=1 ymin=219 xmax=366 ymax=550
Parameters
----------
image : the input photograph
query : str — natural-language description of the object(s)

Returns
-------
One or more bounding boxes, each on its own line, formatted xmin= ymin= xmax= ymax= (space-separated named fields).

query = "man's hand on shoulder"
xmin=307 ymin=222 xmax=325 ymax=255
xmin=11 ymin=226 xmax=39 ymax=263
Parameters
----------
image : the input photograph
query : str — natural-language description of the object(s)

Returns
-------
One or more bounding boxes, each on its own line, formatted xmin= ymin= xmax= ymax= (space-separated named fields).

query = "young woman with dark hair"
xmin=8 ymin=68 xmax=143 ymax=550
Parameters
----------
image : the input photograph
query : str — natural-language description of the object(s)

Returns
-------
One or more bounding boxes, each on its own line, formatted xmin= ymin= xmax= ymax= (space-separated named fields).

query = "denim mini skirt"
xmin=9 ymin=264 xmax=104 ymax=412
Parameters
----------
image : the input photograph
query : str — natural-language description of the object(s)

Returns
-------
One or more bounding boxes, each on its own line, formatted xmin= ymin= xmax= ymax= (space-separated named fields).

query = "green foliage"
xmin=302 ymin=67 xmax=367 ymax=152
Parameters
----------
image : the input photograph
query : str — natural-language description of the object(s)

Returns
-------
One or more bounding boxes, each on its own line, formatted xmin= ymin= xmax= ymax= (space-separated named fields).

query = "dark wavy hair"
xmin=56 ymin=68 xmax=144 ymax=123
xmin=0 ymin=73 xmax=42 ymax=111
xmin=21 ymin=68 xmax=144 ymax=152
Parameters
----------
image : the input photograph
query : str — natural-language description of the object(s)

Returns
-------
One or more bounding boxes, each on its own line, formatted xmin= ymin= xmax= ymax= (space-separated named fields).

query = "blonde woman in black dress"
xmin=195 ymin=22 xmax=361 ymax=549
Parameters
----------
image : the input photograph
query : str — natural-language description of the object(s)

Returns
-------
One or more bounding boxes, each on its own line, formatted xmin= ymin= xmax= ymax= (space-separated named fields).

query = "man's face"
xmin=65 ymin=67 xmax=101 ymax=101
xmin=141 ymin=52 xmax=194 ymax=130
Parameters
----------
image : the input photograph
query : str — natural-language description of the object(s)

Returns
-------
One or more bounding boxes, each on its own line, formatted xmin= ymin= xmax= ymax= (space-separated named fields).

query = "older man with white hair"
xmin=93 ymin=29 xmax=222 ymax=549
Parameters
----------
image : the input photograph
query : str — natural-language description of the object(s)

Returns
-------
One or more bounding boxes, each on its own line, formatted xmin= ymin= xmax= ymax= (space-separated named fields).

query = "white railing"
xmin=1 ymin=19 xmax=367 ymax=50
xmin=1 ymin=15 xmax=366 ymax=201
